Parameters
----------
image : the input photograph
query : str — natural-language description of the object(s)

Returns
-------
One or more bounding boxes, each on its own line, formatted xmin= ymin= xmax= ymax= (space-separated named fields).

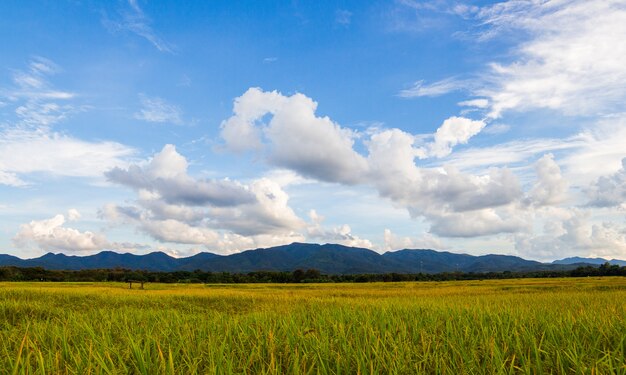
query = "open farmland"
xmin=1 ymin=278 xmax=625 ymax=374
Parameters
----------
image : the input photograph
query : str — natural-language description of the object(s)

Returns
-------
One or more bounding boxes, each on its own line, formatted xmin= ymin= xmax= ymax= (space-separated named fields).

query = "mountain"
xmin=553 ymin=257 xmax=626 ymax=267
xmin=0 ymin=254 xmax=27 ymax=267
xmin=1 ymin=243 xmax=622 ymax=274
xmin=182 ymin=243 xmax=397 ymax=274
xmin=381 ymin=250 xmax=560 ymax=273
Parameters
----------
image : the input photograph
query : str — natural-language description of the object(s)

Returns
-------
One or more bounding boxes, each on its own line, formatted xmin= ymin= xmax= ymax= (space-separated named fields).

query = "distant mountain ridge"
xmin=552 ymin=257 xmax=626 ymax=267
xmin=0 ymin=243 xmax=621 ymax=275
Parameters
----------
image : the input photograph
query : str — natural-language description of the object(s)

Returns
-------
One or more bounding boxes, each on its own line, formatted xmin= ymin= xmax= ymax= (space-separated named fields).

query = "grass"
xmin=1 ymin=278 xmax=625 ymax=374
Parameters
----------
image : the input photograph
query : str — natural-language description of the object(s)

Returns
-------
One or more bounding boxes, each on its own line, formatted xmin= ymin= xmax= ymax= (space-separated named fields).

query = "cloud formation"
xmin=222 ymin=88 xmax=523 ymax=238
xmin=134 ymin=95 xmax=183 ymax=124
xmin=475 ymin=0 xmax=626 ymax=118
xmin=586 ymin=158 xmax=626 ymax=208
xmin=0 ymin=128 xmax=135 ymax=187
xmin=398 ymin=78 xmax=468 ymax=98
xmin=307 ymin=210 xmax=373 ymax=248
xmin=1 ymin=57 xmax=76 ymax=127
xmin=14 ymin=210 xmax=108 ymax=252
xmin=527 ymin=154 xmax=568 ymax=207
xmin=106 ymin=144 xmax=255 ymax=207
xmin=0 ymin=59 xmax=135 ymax=187
xmin=103 ymin=145 xmax=306 ymax=253
xmin=221 ymin=88 xmax=369 ymax=184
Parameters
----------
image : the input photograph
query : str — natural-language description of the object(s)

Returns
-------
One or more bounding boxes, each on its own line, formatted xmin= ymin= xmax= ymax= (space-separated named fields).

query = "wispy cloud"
xmin=398 ymin=77 xmax=469 ymax=98
xmin=0 ymin=127 xmax=136 ymax=187
xmin=335 ymin=9 xmax=353 ymax=26
xmin=0 ymin=59 xmax=136 ymax=187
xmin=134 ymin=94 xmax=183 ymax=124
xmin=1 ymin=57 xmax=77 ymax=127
xmin=474 ymin=0 xmax=626 ymax=118
xmin=102 ymin=0 xmax=174 ymax=53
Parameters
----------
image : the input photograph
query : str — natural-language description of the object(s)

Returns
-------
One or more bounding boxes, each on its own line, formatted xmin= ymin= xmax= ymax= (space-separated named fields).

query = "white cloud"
xmin=398 ymin=78 xmax=468 ymax=98
xmin=13 ymin=211 xmax=108 ymax=252
xmin=106 ymin=144 xmax=256 ymax=207
xmin=134 ymin=95 xmax=183 ymax=124
xmin=67 ymin=208 xmax=82 ymax=221
xmin=368 ymin=129 xmax=522 ymax=214
xmin=516 ymin=209 xmax=626 ymax=261
xmin=429 ymin=207 xmax=528 ymax=237
xmin=586 ymin=157 xmax=626 ymax=208
xmin=418 ymin=116 xmax=485 ymax=158
xmin=0 ymin=171 xmax=26 ymax=187
xmin=220 ymin=88 xmax=529 ymax=238
xmin=381 ymin=228 xmax=444 ymax=251
xmin=458 ymin=99 xmax=489 ymax=109
xmin=1 ymin=57 xmax=76 ymax=127
xmin=561 ymin=115 xmax=626 ymax=186
xmin=103 ymin=146 xmax=306 ymax=251
xmin=221 ymin=88 xmax=369 ymax=184
xmin=0 ymin=59 xmax=135 ymax=187
xmin=307 ymin=210 xmax=373 ymax=249
xmin=527 ymin=154 xmax=568 ymax=207
xmin=103 ymin=206 xmax=305 ymax=254
xmin=0 ymin=128 xmax=135 ymax=186
xmin=443 ymin=137 xmax=581 ymax=172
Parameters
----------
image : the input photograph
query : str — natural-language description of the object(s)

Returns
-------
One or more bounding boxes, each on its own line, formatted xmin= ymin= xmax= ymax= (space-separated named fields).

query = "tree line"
xmin=0 ymin=262 xmax=624 ymax=283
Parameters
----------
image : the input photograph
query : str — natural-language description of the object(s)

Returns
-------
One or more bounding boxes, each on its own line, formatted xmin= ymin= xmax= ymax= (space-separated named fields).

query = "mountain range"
xmin=0 ymin=243 xmax=623 ymax=274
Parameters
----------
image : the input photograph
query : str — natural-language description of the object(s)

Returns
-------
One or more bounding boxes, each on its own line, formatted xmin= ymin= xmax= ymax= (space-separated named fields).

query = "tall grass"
xmin=1 ymin=278 xmax=625 ymax=374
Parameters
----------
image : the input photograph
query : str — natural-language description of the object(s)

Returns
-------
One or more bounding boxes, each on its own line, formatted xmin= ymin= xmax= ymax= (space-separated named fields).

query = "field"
xmin=1 ymin=278 xmax=625 ymax=374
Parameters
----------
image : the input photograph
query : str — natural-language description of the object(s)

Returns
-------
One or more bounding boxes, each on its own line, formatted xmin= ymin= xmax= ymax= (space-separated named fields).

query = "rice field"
xmin=1 ymin=277 xmax=625 ymax=374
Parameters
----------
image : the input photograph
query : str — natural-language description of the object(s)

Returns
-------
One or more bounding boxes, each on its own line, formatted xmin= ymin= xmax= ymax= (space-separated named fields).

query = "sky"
xmin=1 ymin=0 xmax=626 ymax=261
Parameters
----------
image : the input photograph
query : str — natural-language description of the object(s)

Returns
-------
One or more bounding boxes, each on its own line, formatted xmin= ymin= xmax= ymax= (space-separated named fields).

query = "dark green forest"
xmin=1 ymin=263 xmax=624 ymax=284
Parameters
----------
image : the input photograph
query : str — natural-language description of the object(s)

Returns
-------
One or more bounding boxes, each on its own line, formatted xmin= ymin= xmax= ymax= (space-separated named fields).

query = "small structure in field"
xmin=127 ymin=280 xmax=146 ymax=289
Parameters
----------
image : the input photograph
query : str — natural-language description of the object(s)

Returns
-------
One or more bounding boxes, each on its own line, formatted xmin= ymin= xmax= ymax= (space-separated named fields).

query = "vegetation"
xmin=1 ymin=262 xmax=625 ymax=284
xmin=1 ymin=278 xmax=625 ymax=374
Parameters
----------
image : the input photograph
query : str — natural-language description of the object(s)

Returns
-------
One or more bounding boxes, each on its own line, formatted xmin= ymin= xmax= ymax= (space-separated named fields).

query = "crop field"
xmin=1 ymin=278 xmax=625 ymax=374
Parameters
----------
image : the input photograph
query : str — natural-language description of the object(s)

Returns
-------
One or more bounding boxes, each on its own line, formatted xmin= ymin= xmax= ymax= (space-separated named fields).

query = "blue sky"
xmin=2 ymin=0 xmax=626 ymax=261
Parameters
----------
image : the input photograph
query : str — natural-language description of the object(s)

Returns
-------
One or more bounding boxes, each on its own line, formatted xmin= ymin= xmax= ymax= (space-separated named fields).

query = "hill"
xmin=1 ymin=243 xmax=616 ymax=274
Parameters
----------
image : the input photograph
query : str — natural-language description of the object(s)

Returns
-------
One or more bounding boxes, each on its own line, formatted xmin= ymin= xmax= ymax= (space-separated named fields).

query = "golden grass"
xmin=1 ymin=277 xmax=625 ymax=374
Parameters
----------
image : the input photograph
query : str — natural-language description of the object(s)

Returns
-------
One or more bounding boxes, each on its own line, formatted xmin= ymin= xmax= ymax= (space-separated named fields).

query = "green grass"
xmin=1 ymin=278 xmax=625 ymax=374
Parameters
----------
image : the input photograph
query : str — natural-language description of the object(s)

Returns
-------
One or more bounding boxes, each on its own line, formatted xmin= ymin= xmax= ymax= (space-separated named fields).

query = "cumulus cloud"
xmin=13 ymin=210 xmax=108 ymax=252
xmin=220 ymin=88 xmax=369 ymax=184
xmin=103 ymin=205 xmax=305 ymax=254
xmin=103 ymin=145 xmax=306 ymax=253
xmin=134 ymin=95 xmax=183 ymax=124
xmin=586 ymin=158 xmax=626 ymax=208
xmin=516 ymin=209 xmax=626 ymax=261
xmin=527 ymin=154 xmax=568 ymax=207
xmin=367 ymin=128 xmax=522 ymax=215
xmin=307 ymin=210 xmax=373 ymax=249
xmin=220 ymin=88 xmax=525 ymax=238
xmin=106 ymin=144 xmax=255 ymax=207
xmin=381 ymin=228 xmax=444 ymax=252
xmin=429 ymin=207 xmax=528 ymax=238
xmin=417 ymin=116 xmax=486 ymax=158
